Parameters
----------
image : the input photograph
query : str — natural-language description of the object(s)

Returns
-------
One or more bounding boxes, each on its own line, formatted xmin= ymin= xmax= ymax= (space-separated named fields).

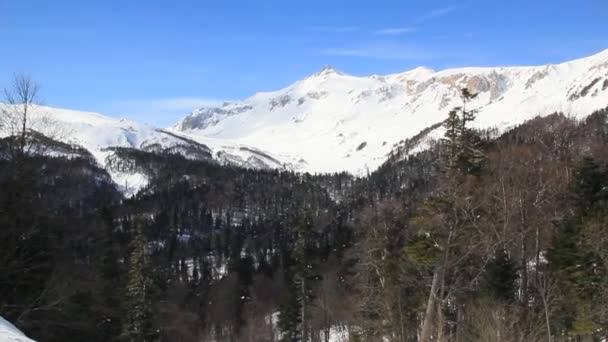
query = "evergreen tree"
xmin=572 ymin=157 xmax=608 ymax=214
xmin=480 ymin=249 xmax=518 ymax=302
xmin=98 ymin=207 xmax=122 ymax=341
xmin=122 ymin=218 xmax=149 ymax=342
xmin=279 ymin=215 xmax=316 ymax=342
xmin=441 ymin=88 xmax=485 ymax=174
xmin=441 ymin=108 xmax=463 ymax=168
xmin=456 ymin=88 xmax=484 ymax=174
xmin=460 ymin=88 xmax=478 ymax=127
xmin=547 ymin=157 xmax=608 ymax=339
xmin=550 ymin=157 xmax=608 ymax=338
xmin=292 ymin=223 xmax=312 ymax=342
xmin=547 ymin=222 xmax=599 ymax=338
xmin=278 ymin=273 xmax=303 ymax=342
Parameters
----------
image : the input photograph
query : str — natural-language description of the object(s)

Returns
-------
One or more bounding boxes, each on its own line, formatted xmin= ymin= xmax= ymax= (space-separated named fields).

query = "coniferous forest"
xmin=3 ymin=87 xmax=608 ymax=342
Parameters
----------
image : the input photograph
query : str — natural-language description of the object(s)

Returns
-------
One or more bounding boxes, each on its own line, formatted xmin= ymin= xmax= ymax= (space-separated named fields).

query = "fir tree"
xmin=278 ymin=273 xmax=303 ymax=342
xmin=279 ymin=215 xmax=317 ymax=342
xmin=441 ymin=88 xmax=485 ymax=174
xmin=547 ymin=222 xmax=599 ymax=338
xmin=441 ymin=108 xmax=463 ymax=168
xmin=480 ymin=249 xmax=518 ymax=302
xmin=98 ymin=207 xmax=122 ymax=341
xmin=456 ymin=88 xmax=484 ymax=174
xmin=547 ymin=156 xmax=608 ymax=339
xmin=572 ymin=156 xmax=608 ymax=214
xmin=460 ymin=88 xmax=478 ymax=127
xmin=122 ymin=218 xmax=149 ymax=342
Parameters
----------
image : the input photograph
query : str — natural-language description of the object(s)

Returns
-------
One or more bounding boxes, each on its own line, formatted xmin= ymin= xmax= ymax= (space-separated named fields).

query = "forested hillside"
xmin=2 ymin=93 xmax=608 ymax=341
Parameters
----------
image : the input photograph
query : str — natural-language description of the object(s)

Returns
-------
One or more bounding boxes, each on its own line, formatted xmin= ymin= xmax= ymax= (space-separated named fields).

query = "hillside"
xmin=174 ymin=49 xmax=608 ymax=174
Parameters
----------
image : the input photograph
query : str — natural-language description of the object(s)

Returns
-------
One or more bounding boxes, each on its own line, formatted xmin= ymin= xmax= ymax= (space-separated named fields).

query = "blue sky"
xmin=1 ymin=0 xmax=607 ymax=126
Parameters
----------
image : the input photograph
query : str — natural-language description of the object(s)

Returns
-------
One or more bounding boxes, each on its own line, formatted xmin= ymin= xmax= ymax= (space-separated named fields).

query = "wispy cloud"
xmin=415 ymin=6 xmax=456 ymax=23
xmin=310 ymin=26 xmax=358 ymax=33
xmin=115 ymin=97 xmax=224 ymax=111
xmin=374 ymin=27 xmax=417 ymax=35
xmin=322 ymin=48 xmax=365 ymax=57
xmin=322 ymin=44 xmax=429 ymax=60
xmin=107 ymin=97 xmax=225 ymax=126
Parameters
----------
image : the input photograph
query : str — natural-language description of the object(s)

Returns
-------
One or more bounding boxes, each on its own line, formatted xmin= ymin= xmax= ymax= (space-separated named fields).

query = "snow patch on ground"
xmin=110 ymin=170 xmax=149 ymax=198
xmin=0 ymin=316 xmax=35 ymax=342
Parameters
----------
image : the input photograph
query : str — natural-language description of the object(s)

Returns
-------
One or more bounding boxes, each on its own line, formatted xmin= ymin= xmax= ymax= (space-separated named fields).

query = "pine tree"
xmin=278 ymin=273 xmax=303 ymax=342
xmin=98 ymin=207 xmax=122 ymax=341
xmin=547 ymin=222 xmax=599 ymax=338
xmin=441 ymin=108 xmax=462 ymax=168
xmin=480 ymin=249 xmax=518 ymax=302
xmin=460 ymin=88 xmax=478 ymax=127
xmin=552 ymin=157 xmax=608 ymax=339
xmin=572 ymin=157 xmax=608 ymax=214
xmin=279 ymin=215 xmax=316 ymax=342
xmin=122 ymin=218 xmax=149 ymax=342
xmin=441 ymin=88 xmax=485 ymax=174
xmin=547 ymin=157 xmax=608 ymax=340
xmin=457 ymin=88 xmax=484 ymax=174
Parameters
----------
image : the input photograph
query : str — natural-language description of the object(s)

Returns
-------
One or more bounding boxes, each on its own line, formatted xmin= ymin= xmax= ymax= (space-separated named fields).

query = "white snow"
xmin=0 ymin=316 xmax=35 ymax=342
xmin=3 ymin=49 xmax=608 ymax=187
xmin=110 ymin=170 xmax=149 ymax=198
xmin=0 ymin=105 xmax=298 ymax=195
xmin=326 ymin=326 xmax=350 ymax=342
xmin=0 ymin=105 xmax=187 ymax=194
xmin=174 ymin=48 xmax=608 ymax=175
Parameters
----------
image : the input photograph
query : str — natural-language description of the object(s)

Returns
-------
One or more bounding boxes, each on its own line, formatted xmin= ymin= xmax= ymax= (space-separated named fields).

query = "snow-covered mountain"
xmin=173 ymin=49 xmax=608 ymax=175
xmin=3 ymin=49 xmax=608 ymax=194
xmin=0 ymin=105 xmax=301 ymax=195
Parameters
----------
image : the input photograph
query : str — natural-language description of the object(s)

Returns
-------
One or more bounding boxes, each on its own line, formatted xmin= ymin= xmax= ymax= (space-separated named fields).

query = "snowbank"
xmin=0 ymin=316 xmax=35 ymax=342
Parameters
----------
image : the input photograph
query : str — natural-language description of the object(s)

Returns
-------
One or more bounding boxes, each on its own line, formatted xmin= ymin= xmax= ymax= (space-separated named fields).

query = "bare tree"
xmin=1 ymin=73 xmax=61 ymax=159
xmin=1 ymin=74 xmax=40 ymax=157
xmin=309 ymin=261 xmax=356 ymax=342
xmin=535 ymin=271 xmax=558 ymax=342
xmin=416 ymin=174 xmax=488 ymax=342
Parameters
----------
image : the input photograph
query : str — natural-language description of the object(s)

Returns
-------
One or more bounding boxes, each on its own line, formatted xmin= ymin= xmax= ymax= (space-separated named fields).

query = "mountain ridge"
xmin=173 ymin=48 xmax=608 ymax=174
xmin=3 ymin=49 xmax=608 ymax=194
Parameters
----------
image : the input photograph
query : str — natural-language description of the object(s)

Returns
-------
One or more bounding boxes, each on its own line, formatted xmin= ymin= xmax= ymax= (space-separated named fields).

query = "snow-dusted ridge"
xmin=0 ymin=105 xmax=302 ymax=195
xmin=174 ymin=48 xmax=608 ymax=175
xmin=3 ymin=49 xmax=608 ymax=194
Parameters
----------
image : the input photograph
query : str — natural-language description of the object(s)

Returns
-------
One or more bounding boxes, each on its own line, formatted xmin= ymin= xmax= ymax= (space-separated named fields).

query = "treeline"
xmin=2 ymin=81 xmax=608 ymax=341
xmin=0 ymin=135 xmax=121 ymax=341
xmin=345 ymin=105 xmax=608 ymax=342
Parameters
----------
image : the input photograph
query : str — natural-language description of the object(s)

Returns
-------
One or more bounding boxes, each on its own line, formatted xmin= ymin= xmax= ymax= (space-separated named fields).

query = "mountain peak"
xmin=312 ymin=65 xmax=344 ymax=77
xmin=403 ymin=66 xmax=435 ymax=78
xmin=173 ymin=49 xmax=608 ymax=175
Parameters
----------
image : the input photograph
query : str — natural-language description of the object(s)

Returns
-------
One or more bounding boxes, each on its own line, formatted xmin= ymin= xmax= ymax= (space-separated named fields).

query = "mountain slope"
xmin=0 ymin=105 xmax=298 ymax=195
xmin=3 ymin=50 xmax=608 ymax=191
xmin=173 ymin=49 xmax=608 ymax=175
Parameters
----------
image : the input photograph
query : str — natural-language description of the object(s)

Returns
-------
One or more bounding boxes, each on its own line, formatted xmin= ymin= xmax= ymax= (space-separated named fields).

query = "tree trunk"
xmin=436 ymin=300 xmax=445 ymax=342
xmin=420 ymin=268 xmax=441 ymax=342
xmin=540 ymin=287 xmax=552 ymax=342
xmin=520 ymin=231 xmax=529 ymax=325
xmin=519 ymin=195 xmax=529 ymax=326
xmin=301 ymin=277 xmax=308 ymax=342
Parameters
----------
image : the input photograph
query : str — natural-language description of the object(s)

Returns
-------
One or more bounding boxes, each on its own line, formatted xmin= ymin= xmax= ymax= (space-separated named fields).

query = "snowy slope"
xmin=0 ymin=316 xmax=35 ymax=342
xmin=3 ymin=49 xmax=608 ymax=189
xmin=174 ymin=49 xmax=608 ymax=175
xmin=0 ymin=105 xmax=300 ymax=195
